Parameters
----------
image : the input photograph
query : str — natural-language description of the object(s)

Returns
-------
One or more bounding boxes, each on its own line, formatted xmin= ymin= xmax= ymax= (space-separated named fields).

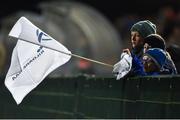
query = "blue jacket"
xmin=130 ymin=54 xmax=162 ymax=76
xmin=129 ymin=49 xmax=177 ymax=77
xmin=128 ymin=48 xmax=146 ymax=77
xmin=130 ymin=52 xmax=145 ymax=76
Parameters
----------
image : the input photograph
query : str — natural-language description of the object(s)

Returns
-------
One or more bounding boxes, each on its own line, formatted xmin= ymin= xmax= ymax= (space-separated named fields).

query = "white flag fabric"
xmin=9 ymin=17 xmax=70 ymax=55
xmin=5 ymin=17 xmax=71 ymax=104
xmin=113 ymin=52 xmax=132 ymax=80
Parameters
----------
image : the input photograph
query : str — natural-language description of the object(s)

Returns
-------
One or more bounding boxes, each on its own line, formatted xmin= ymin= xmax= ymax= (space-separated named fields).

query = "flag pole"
xmin=12 ymin=37 xmax=113 ymax=68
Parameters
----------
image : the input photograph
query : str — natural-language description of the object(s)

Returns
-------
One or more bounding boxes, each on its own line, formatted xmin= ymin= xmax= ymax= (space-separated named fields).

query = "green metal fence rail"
xmin=0 ymin=75 xmax=180 ymax=118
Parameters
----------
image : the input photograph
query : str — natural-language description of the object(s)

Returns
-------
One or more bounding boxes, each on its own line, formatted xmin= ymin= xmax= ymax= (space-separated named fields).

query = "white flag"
xmin=5 ymin=17 xmax=71 ymax=104
xmin=113 ymin=52 xmax=132 ymax=80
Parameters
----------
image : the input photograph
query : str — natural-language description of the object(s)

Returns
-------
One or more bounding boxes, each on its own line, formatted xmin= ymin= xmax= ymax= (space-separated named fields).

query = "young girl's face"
xmin=143 ymin=55 xmax=159 ymax=73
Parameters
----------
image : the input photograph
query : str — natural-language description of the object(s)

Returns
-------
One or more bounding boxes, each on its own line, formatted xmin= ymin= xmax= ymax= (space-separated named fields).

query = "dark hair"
xmin=144 ymin=34 xmax=166 ymax=50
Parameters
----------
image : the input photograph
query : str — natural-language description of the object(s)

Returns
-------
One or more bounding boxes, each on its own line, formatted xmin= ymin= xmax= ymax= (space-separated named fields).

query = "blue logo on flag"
xmin=36 ymin=29 xmax=52 ymax=43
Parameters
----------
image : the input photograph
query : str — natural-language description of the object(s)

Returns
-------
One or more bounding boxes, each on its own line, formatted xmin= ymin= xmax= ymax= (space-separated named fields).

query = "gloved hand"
xmin=113 ymin=52 xmax=132 ymax=80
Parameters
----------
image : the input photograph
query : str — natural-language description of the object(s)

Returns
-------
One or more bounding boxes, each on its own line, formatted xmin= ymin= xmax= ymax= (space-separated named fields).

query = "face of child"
xmin=143 ymin=55 xmax=159 ymax=73
xmin=131 ymin=31 xmax=144 ymax=49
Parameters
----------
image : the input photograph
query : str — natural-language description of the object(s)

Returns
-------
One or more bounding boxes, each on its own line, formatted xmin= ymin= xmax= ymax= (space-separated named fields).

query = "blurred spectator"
xmin=156 ymin=6 xmax=177 ymax=35
xmin=162 ymin=13 xmax=180 ymax=73
xmin=167 ymin=44 xmax=180 ymax=73
xmin=166 ymin=19 xmax=180 ymax=47
xmin=77 ymin=59 xmax=94 ymax=74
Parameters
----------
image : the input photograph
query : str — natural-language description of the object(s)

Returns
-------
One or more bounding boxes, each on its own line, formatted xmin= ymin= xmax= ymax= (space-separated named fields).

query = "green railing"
xmin=0 ymin=75 xmax=180 ymax=118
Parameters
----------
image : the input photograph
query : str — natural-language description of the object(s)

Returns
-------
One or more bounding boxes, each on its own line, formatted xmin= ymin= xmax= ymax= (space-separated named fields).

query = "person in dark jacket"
xmin=144 ymin=34 xmax=177 ymax=74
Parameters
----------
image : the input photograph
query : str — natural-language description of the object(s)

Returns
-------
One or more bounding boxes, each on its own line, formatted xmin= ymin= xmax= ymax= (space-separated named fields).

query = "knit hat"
xmin=144 ymin=48 xmax=166 ymax=69
xmin=131 ymin=20 xmax=156 ymax=38
xmin=144 ymin=34 xmax=166 ymax=50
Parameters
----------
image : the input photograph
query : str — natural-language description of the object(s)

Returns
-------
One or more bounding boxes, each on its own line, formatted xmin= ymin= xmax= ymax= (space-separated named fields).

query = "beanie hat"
xmin=131 ymin=20 xmax=156 ymax=38
xmin=144 ymin=34 xmax=166 ymax=50
xmin=144 ymin=48 xmax=166 ymax=69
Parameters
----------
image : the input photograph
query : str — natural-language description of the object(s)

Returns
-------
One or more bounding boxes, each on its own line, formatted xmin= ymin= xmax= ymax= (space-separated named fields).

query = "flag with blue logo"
xmin=5 ymin=17 xmax=71 ymax=104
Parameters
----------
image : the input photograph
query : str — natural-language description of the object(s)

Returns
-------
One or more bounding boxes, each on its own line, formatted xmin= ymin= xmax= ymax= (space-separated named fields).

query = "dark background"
xmin=0 ymin=0 xmax=179 ymax=21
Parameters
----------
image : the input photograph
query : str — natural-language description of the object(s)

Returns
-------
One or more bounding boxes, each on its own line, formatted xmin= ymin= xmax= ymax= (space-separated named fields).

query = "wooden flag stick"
xmin=12 ymin=37 xmax=113 ymax=68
